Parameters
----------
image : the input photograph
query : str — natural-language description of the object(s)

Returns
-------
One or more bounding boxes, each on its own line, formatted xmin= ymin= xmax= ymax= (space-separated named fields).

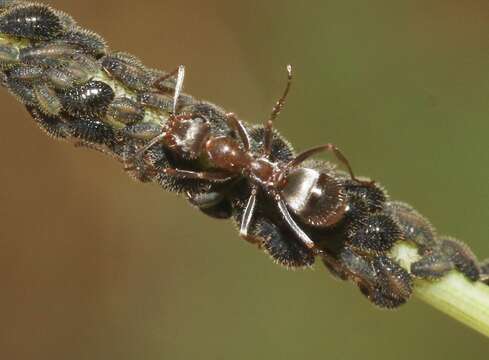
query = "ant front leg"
xmin=287 ymin=143 xmax=374 ymax=186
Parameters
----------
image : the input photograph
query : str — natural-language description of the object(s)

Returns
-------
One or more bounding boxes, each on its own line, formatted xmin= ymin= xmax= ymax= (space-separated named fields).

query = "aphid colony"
xmin=1 ymin=1 xmax=488 ymax=307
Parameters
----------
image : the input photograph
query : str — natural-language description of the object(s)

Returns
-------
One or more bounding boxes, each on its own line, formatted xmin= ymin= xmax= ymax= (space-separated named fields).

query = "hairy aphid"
xmin=0 ymin=3 xmax=64 ymax=40
xmin=342 ymin=178 xmax=387 ymax=219
xmin=252 ymin=217 xmax=315 ymax=268
xmin=439 ymin=237 xmax=480 ymax=281
xmin=347 ymin=213 xmax=403 ymax=253
xmin=369 ymin=256 xmax=413 ymax=308
xmin=8 ymin=63 xmax=43 ymax=81
xmin=53 ymin=9 xmax=77 ymax=30
xmin=25 ymin=105 xmax=70 ymax=139
xmin=0 ymin=43 xmax=19 ymax=69
xmin=33 ymin=83 xmax=62 ymax=116
xmin=106 ymin=97 xmax=145 ymax=125
xmin=68 ymin=117 xmax=115 ymax=145
xmin=411 ymin=248 xmax=454 ymax=280
xmin=59 ymin=80 xmax=115 ymax=117
xmin=385 ymin=201 xmax=436 ymax=251
xmin=137 ymin=91 xmax=173 ymax=112
xmin=102 ymin=52 xmax=154 ymax=92
xmin=61 ymin=28 xmax=107 ymax=57
xmin=20 ymin=42 xmax=81 ymax=65
xmin=5 ymin=76 xmax=37 ymax=105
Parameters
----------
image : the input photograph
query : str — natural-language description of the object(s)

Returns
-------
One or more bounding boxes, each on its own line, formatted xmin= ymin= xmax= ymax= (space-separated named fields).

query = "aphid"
xmin=5 ymin=76 xmax=37 ymax=106
xmin=61 ymin=28 xmax=107 ymax=57
xmin=102 ymin=52 xmax=155 ymax=92
xmin=8 ymin=63 xmax=43 ymax=81
xmin=68 ymin=116 xmax=115 ymax=145
xmin=0 ymin=43 xmax=19 ymax=69
xmin=384 ymin=201 xmax=437 ymax=252
xmin=33 ymin=83 xmax=62 ymax=116
xmin=20 ymin=42 xmax=81 ymax=65
xmin=0 ymin=3 xmax=63 ymax=40
xmin=106 ymin=97 xmax=145 ymax=125
xmin=137 ymin=91 xmax=174 ymax=112
xmin=53 ymin=9 xmax=77 ymax=30
xmin=439 ymin=236 xmax=480 ymax=281
xmin=58 ymin=80 xmax=115 ymax=118
xmin=347 ymin=213 xmax=403 ymax=253
xmin=25 ymin=105 xmax=70 ymax=139
xmin=134 ymin=65 xmax=370 ymax=252
xmin=341 ymin=177 xmax=387 ymax=219
xmin=410 ymin=248 xmax=454 ymax=280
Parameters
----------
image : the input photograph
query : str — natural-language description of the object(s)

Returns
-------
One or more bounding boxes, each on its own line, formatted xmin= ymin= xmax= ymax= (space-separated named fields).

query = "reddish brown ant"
xmin=133 ymin=65 xmax=372 ymax=251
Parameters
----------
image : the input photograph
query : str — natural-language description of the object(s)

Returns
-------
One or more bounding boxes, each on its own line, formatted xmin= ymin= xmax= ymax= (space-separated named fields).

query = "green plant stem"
xmin=392 ymin=243 xmax=489 ymax=338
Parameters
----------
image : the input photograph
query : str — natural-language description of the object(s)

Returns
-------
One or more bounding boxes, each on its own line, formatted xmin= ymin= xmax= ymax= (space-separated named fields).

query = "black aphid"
xmin=0 ymin=3 xmax=63 ymax=40
xmin=33 ymin=83 xmax=62 ymax=116
xmin=439 ymin=237 xmax=480 ymax=281
xmin=0 ymin=43 xmax=19 ymax=70
xmin=25 ymin=105 xmax=70 ymax=139
xmin=59 ymin=80 xmax=115 ymax=117
xmin=61 ymin=28 xmax=107 ymax=57
xmin=411 ymin=248 xmax=454 ymax=280
xmin=68 ymin=117 xmax=115 ymax=145
xmin=102 ymin=52 xmax=155 ymax=92
xmin=106 ymin=97 xmax=145 ymax=125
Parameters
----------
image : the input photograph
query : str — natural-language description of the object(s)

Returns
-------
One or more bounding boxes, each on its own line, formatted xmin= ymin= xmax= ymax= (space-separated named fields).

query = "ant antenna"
xmin=263 ymin=64 xmax=293 ymax=156
xmin=172 ymin=65 xmax=185 ymax=115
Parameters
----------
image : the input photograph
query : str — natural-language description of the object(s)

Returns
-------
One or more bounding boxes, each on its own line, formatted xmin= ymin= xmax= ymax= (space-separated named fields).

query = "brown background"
xmin=0 ymin=0 xmax=488 ymax=359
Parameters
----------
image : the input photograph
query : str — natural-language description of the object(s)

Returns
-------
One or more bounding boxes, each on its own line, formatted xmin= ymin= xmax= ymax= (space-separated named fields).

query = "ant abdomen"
xmin=0 ymin=3 xmax=64 ymax=41
xmin=281 ymin=166 xmax=346 ymax=227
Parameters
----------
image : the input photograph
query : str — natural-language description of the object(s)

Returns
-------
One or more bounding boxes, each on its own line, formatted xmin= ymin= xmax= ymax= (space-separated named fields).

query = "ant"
xmin=132 ymin=65 xmax=373 ymax=251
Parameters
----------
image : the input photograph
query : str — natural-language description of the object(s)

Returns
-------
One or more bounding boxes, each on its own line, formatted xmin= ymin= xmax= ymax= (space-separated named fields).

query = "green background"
xmin=0 ymin=0 xmax=488 ymax=358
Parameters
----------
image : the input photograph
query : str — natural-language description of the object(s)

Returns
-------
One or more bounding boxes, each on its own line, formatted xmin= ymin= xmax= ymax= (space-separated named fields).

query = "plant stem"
xmin=392 ymin=243 xmax=489 ymax=338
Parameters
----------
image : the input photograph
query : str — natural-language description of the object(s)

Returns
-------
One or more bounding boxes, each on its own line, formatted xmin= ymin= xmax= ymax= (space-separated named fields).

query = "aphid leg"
xmin=162 ymin=168 xmax=232 ymax=182
xmin=225 ymin=112 xmax=251 ymax=151
xmin=263 ymin=65 xmax=293 ymax=157
xmin=276 ymin=196 xmax=316 ymax=249
xmin=286 ymin=143 xmax=373 ymax=186
xmin=239 ymin=187 xmax=258 ymax=237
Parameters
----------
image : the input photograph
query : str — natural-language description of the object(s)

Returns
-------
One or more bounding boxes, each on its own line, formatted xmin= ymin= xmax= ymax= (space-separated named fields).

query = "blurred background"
xmin=0 ymin=0 xmax=488 ymax=358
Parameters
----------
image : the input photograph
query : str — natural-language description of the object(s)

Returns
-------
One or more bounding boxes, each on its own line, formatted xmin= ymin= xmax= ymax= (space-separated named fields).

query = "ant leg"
xmin=286 ymin=143 xmax=373 ymax=185
xmin=276 ymin=196 xmax=316 ymax=249
xmin=162 ymin=168 xmax=233 ymax=182
xmin=263 ymin=65 xmax=293 ymax=157
xmin=226 ymin=112 xmax=251 ymax=151
xmin=239 ymin=187 xmax=258 ymax=237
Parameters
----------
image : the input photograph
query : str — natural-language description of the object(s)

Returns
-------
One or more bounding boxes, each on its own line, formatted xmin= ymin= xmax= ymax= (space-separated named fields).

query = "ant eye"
xmin=347 ymin=213 xmax=403 ymax=253
xmin=255 ymin=217 xmax=315 ymax=268
xmin=0 ymin=4 xmax=64 ymax=40
xmin=106 ymin=97 xmax=145 ymax=125
xmin=102 ymin=52 xmax=154 ymax=92
xmin=59 ymin=80 xmax=115 ymax=117
xmin=439 ymin=237 xmax=480 ymax=281
xmin=411 ymin=248 xmax=454 ymax=280
xmin=384 ymin=201 xmax=436 ymax=252
xmin=34 ymin=83 xmax=62 ymax=116
xmin=0 ymin=44 xmax=19 ymax=70
xmin=282 ymin=167 xmax=346 ymax=227
xmin=61 ymin=28 xmax=107 ymax=58
xmin=25 ymin=105 xmax=69 ymax=139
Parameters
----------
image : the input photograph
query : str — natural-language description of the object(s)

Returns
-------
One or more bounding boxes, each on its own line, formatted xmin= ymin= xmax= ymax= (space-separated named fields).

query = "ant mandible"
xmin=135 ymin=65 xmax=372 ymax=251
